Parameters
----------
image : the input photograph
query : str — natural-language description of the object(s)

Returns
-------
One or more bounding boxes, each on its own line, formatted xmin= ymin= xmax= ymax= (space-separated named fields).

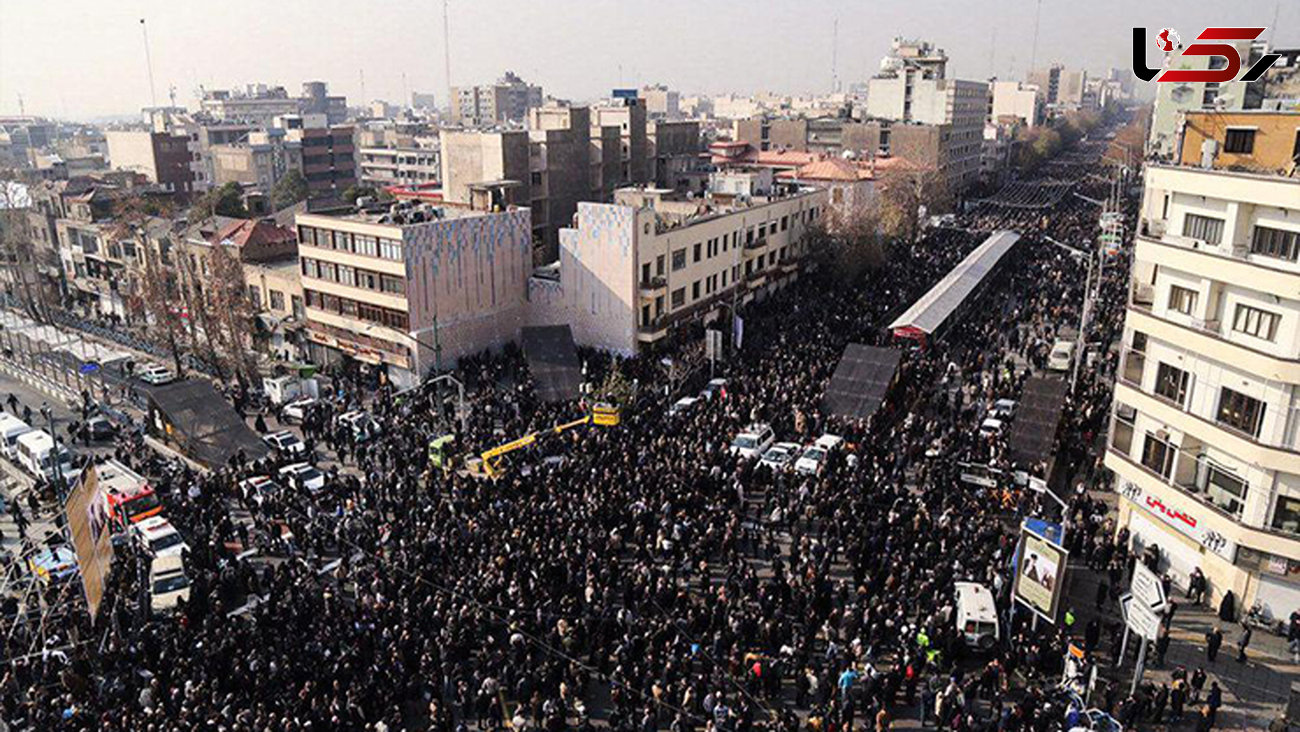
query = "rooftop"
xmin=306 ymin=198 xmax=518 ymax=227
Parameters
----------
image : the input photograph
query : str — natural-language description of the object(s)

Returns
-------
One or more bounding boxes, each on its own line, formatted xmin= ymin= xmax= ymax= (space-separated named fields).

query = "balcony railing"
xmin=744 ymin=236 xmax=767 ymax=251
xmin=639 ymin=276 xmax=667 ymax=292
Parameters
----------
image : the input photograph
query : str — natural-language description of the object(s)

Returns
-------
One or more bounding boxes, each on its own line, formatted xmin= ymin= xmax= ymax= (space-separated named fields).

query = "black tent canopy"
xmin=1008 ymin=376 xmax=1069 ymax=466
xmin=521 ymin=325 xmax=583 ymax=403
xmin=822 ymin=344 xmax=902 ymax=420
xmin=146 ymin=380 xmax=270 ymax=468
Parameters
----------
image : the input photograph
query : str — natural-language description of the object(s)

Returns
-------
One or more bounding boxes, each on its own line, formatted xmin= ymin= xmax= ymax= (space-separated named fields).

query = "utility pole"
xmin=1027 ymin=0 xmax=1042 ymax=77
xmin=831 ymin=19 xmax=839 ymax=94
xmin=139 ymin=18 xmax=158 ymax=108
xmin=442 ymin=0 xmax=453 ymax=117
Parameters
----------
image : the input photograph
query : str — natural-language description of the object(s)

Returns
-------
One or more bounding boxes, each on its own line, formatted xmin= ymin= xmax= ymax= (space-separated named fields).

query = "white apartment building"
xmin=528 ymin=186 xmax=829 ymax=355
xmin=357 ymin=145 xmax=441 ymax=188
xmin=1107 ymin=163 xmax=1300 ymax=615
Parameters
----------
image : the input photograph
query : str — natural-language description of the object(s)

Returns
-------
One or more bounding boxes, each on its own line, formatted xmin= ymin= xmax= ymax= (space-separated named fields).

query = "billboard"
xmin=64 ymin=464 xmax=115 ymax=618
xmin=1012 ymin=526 xmax=1068 ymax=623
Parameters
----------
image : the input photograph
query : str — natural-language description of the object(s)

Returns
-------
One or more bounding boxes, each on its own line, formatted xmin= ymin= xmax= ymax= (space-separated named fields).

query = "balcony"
xmin=1130 ymin=282 xmax=1154 ymax=309
xmin=639 ymin=277 xmax=667 ymax=297
xmin=744 ymin=236 xmax=768 ymax=251
xmin=1121 ymin=349 xmax=1146 ymax=387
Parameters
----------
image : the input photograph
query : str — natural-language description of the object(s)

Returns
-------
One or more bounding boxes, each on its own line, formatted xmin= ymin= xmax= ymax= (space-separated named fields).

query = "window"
xmin=319 ymin=262 xmax=338 ymax=282
xmin=380 ymin=239 xmax=403 ymax=260
xmin=692 ymin=280 xmax=700 ymax=300
xmin=1154 ymin=363 xmax=1191 ymax=405
xmin=781 ymin=215 xmax=789 ymax=232
xmin=1251 ymin=226 xmax=1300 ymax=262
xmin=1232 ymin=304 xmax=1280 ymax=341
xmin=292 ymin=295 xmax=304 ymax=319
xmin=338 ymin=265 xmax=356 ymax=288
xmin=641 ymin=262 xmax=651 ymax=283
xmin=693 ymin=243 xmax=701 ymax=263
xmin=247 ymin=286 xmax=261 ymax=308
xmin=1168 ymin=285 xmax=1198 ymax=315
xmin=1182 ymin=213 xmax=1224 ymax=245
xmin=380 ymin=275 xmax=406 ymax=295
xmin=655 ymin=255 xmax=665 ymax=276
xmin=1141 ymin=433 xmax=1174 ymax=478
xmin=357 ymin=271 xmax=378 ymax=290
xmin=1199 ymin=462 xmax=1247 ymax=516
xmin=269 ymin=290 xmax=285 ymax=311
xmin=670 ymin=287 xmax=685 ymax=308
xmin=355 ymin=235 xmax=379 ymax=258
xmin=334 ymin=231 xmax=353 ymax=252
xmin=671 ymin=249 xmax=686 ymax=271
xmin=1272 ymin=495 xmax=1300 ymax=535
xmin=1223 ymin=128 xmax=1256 ymax=154
xmin=1217 ymin=387 xmax=1265 ymax=437
xmin=302 ymin=259 xmax=319 ymax=279
xmin=642 ymin=304 xmax=651 ymax=325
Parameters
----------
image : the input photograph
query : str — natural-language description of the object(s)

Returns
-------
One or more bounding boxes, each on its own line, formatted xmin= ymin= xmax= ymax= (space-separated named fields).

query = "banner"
xmin=1012 ymin=526 xmax=1068 ymax=623
xmin=64 ymin=464 xmax=114 ymax=618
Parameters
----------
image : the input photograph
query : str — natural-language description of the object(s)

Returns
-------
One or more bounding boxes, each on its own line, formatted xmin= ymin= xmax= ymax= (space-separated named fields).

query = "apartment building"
xmin=295 ymin=197 xmax=532 ymax=388
xmin=450 ymin=72 xmax=543 ymax=126
xmin=357 ymin=144 xmax=441 ymax=188
xmin=1177 ymin=110 xmax=1300 ymax=174
xmin=591 ymin=99 xmax=650 ymax=189
xmin=527 ymin=185 xmax=829 ymax=355
xmin=1107 ymin=129 xmax=1300 ymax=615
xmin=211 ymin=128 xmax=303 ymax=193
xmin=284 ymin=117 xmax=356 ymax=198
xmin=1147 ymin=40 xmax=1267 ymax=160
xmin=200 ymin=82 xmax=347 ymax=127
xmin=648 ymin=120 xmax=703 ymax=190
xmin=105 ymin=130 xmax=194 ymax=193
xmin=640 ymin=85 xmax=680 ymax=119
xmin=864 ymin=75 xmax=988 ymax=194
xmin=989 ymin=80 xmax=1041 ymax=128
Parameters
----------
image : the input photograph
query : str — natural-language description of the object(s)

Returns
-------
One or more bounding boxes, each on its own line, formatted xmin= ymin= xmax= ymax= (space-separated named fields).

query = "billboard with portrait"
xmin=1012 ymin=525 xmax=1068 ymax=623
xmin=64 ymin=464 xmax=115 ymax=618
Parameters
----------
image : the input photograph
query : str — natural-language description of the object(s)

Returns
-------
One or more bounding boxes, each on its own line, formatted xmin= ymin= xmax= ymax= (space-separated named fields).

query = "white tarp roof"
xmin=889 ymin=230 xmax=1021 ymax=336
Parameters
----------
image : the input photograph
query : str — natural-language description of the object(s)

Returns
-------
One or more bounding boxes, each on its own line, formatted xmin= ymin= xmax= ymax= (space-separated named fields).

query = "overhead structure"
xmin=521 ymin=325 xmax=583 ymax=403
xmin=1007 ymin=376 xmax=1070 ymax=467
xmin=890 ymin=230 xmax=1021 ymax=344
xmin=822 ymin=343 xmax=903 ymax=420
xmin=145 ymin=380 xmax=270 ymax=468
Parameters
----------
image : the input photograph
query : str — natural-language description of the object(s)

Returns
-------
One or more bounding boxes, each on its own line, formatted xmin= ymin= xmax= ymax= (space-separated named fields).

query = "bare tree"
xmin=877 ymin=164 xmax=948 ymax=247
xmin=0 ymin=176 xmax=45 ymax=322
xmin=812 ymin=200 xmax=890 ymax=284
xmin=206 ymin=242 xmax=258 ymax=385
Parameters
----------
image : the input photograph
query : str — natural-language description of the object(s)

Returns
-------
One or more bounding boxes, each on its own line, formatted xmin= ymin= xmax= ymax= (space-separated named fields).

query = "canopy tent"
xmin=146 ymin=380 xmax=270 ymax=468
xmin=889 ymin=230 xmax=1021 ymax=343
xmin=521 ymin=325 xmax=583 ymax=403
xmin=1008 ymin=376 xmax=1070 ymax=467
xmin=822 ymin=344 xmax=902 ymax=420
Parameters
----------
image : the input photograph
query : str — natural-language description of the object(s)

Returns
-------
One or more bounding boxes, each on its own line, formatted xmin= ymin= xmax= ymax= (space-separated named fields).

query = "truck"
xmin=262 ymin=375 xmax=320 ymax=406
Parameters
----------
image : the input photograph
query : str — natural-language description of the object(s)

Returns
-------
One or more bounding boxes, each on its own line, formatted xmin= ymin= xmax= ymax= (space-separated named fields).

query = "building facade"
xmin=358 ymin=145 xmax=442 ymax=188
xmin=105 ymin=130 xmax=194 ymax=193
xmin=450 ymin=72 xmax=543 ymax=127
xmin=527 ymin=186 xmax=829 ymax=355
xmin=1147 ymin=40 xmax=1268 ymax=160
xmin=1108 ymin=155 xmax=1300 ymax=615
xmin=295 ymin=201 xmax=532 ymax=388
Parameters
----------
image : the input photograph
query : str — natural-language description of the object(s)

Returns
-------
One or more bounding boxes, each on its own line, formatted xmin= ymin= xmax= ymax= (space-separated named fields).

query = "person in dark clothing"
xmin=1190 ymin=666 xmax=1207 ymax=703
xmin=1170 ymin=681 xmax=1187 ymax=724
xmin=1095 ymin=580 xmax=1109 ymax=611
xmin=1206 ymin=626 xmax=1223 ymax=663
xmin=1150 ymin=684 xmax=1168 ymax=724
xmin=1237 ymin=624 xmax=1252 ymax=663
xmin=1206 ymin=683 xmax=1222 ymax=727
xmin=1155 ymin=629 xmax=1171 ymax=668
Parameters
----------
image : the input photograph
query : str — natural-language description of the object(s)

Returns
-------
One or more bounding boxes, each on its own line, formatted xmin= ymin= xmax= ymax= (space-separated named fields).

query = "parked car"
xmin=150 ymin=554 xmax=190 ymax=614
xmin=279 ymin=462 xmax=326 ymax=493
xmin=729 ymin=423 xmax=775 ymax=459
xmin=28 ymin=546 xmax=78 ymax=584
xmin=794 ymin=434 xmax=843 ymax=475
xmin=1047 ymin=340 xmax=1075 ymax=372
xmin=137 ymin=363 xmax=176 ymax=385
xmin=280 ymin=397 xmax=317 ymax=424
xmin=699 ymin=378 xmax=729 ymax=400
xmin=263 ymin=430 xmax=307 ymax=458
xmin=336 ymin=411 xmax=381 ymax=442
xmin=132 ymin=516 xmax=189 ymax=558
xmin=978 ymin=417 xmax=1004 ymax=438
xmin=989 ymin=398 xmax=1017 ymax=420
xmin=668 ymin=396 xmax=700 ymax=418
xmin=85 ymin=413 xmax=117 ymax=441
xmin=759 ymin=441 xmax=802 ymax=471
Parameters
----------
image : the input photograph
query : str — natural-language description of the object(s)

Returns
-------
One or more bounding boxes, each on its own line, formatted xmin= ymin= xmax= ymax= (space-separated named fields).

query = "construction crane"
xmin=474 ymin=403 xmax=620 ymax=478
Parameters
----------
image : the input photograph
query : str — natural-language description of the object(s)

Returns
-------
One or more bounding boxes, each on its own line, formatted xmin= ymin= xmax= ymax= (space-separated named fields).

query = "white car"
xmin=280 ymin=397 xmax=316 ymax=424
xmin=279 ymin=462 xmax=326 ymax=493
xmin=979 ymin=417 xmax=1004 ymax=438
xmin=237 ymin=476 xmax=281 ymax=503
xmin=730 ymin=423 xmax=775 ymax=459
xmin=137 ymin=363 xmax=176 ymax=385
xmin=263 ymin=430 xmax=307 ymax=458
xmin=337 ymin=411 xmax=380 ymax=442
xmin=668 ymin=396 xmax=700 ymax=418
xmin=759 ymin=441 xmax=802 ymax=471
xmin=795 ymin=435 xmax=842 ymax=475
xmin=133 ymin=516 xmax=189 ymax=557
xmin=990 ymin=399 xmax=1017 ymax=421
xmin=150 ymin=554 xmax=190 ymax=614
xmin=1047 ymin=340 xmax=1075 ymax=372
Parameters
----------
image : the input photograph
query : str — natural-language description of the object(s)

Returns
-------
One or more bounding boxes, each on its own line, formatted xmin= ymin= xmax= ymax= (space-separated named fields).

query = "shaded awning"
xmin=889 ymin=230 xmax=1020 ymax=339
xmin=521 ymin=325 xmax=582 ymax=403
xmin=823 ymin=343 xmax=902 ymax=420
xmin=1008 ymin=376 xmax=1070 ymax=467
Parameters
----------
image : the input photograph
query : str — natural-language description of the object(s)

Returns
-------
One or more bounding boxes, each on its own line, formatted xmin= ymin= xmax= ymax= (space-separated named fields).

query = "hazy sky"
xmin=1 ymin=0 xmax=1296 ymax=120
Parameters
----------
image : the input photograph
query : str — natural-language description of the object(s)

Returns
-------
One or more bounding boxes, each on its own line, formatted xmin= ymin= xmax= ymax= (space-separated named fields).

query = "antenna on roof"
xmin=140 ymin=18 xmax=158 ymax=108
xmin=831 ymin=19 xmax=839 ymax=94
xmin=1027 ymin=0 xmax=1042 ymax=76
xmin=442 ymin=0 xmax=453 ymax=116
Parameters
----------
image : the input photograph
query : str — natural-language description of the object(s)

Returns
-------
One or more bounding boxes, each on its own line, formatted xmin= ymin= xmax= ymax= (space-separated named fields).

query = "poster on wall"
xmin=1012 ymin=525 xmax=1069 ymax=623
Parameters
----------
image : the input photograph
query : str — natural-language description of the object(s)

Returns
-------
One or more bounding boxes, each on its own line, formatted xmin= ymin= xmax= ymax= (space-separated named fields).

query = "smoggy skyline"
xmin=1 ymin=0 xmax=1296 ymax=120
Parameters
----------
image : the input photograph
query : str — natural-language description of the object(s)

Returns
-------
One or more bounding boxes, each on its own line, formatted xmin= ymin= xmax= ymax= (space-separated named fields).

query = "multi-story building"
xmin=1027 ymin=65 xmax=1088 ymax=115
xmin=640 ymin=85 xmax=681 ymax=119
xmin=1177 ymin=110 xmax=1300 ymax=175
xmin=450 ymin=72 xmax=543 ymax=127
xmin=527 ymin=185 xmax=829 ymax=355
xmin=200 ymin=82 xmax=347 ymax=127
xmin=648 ymin=120 xmax=703 ymax=190
xmin=211 ymin=128 xmax=304 ymax=194
xmin=989 ymin=80 xmax=1041 ymax=128
xmin=1107 ymin=117 xmax=1300 ymax=615
xmin=591 ymin=99 xmax=650 ymax=189
xmin=280 ymin=116 xmax=356 ymax=198
xmin=294 ymin=195 xmax=532 ymax=387
xmin=1147 ymin=41 xmax=1272 ymax=159
xmin=357 ymin=144 xmax=441 ymax=188
xmin=105 ymin=130 xmax=194 ymax=193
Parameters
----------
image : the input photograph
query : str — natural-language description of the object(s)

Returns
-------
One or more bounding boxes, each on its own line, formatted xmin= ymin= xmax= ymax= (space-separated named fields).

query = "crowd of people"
xmin=1 ymin=131 xmax=1180 ymax=731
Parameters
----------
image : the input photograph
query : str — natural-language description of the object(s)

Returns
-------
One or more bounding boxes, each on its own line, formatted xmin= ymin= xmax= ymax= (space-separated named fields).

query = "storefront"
xmin=1118 ymin=479 xmax=1238 ymax=602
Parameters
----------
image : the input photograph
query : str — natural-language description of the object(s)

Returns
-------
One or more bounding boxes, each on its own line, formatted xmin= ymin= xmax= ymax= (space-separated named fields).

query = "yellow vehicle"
xmin=478 ymin=403 xmax=620 ymax=477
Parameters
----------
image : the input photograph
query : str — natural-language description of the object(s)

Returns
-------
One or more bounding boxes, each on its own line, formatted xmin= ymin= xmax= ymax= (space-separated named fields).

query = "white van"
xmin=14 ymin=430 xmax=79 ymax=483
xmin=0 ymin=412 xmax=34 ymax=460
xmin=263 ymin=375 xmax=319 ymax=405
xmin=1047 ymin=340 xmax=1075 ymax=372
xmin=954 ymin=581 xmax=1000 ymax=650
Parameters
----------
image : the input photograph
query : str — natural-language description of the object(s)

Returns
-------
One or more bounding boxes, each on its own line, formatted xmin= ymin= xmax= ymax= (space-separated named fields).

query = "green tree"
xmin=270 ymin=170 xmax=310 ymax=210
xmin=188 ymin=182 xmax=247 ymax=224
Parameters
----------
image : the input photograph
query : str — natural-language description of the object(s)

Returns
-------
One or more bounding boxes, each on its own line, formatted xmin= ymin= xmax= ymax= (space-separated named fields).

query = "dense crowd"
xmin=2 ymin=136 xmax=1160 ymax=731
